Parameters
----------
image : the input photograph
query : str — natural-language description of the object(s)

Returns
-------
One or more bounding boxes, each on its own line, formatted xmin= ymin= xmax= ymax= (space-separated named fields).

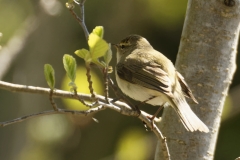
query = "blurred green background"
xmin=0 ymin=0 xmax=239 ymax=160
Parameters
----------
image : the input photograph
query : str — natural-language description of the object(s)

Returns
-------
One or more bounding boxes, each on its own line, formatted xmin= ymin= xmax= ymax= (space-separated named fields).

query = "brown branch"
xmin=0 ymin=106 xmax=105 ymax=127
xmin=85 ymin=63 xmax=98 ymax=103
xmin=103 ymin=67 xmax=110 ymax=104
xmin=68 ymin=0 xmax=89 ymax=41
xmin=49 ymin=89 xmax=58 ymax=111
xmin=0 ymin=80 xmax=170 ymax=160
xmin=73 ymin=88 xmax=96 ymax=107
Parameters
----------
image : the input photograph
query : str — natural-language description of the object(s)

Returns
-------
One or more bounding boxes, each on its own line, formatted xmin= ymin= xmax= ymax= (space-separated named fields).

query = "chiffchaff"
xmin=114 ymin=35 xmax=209 ymax=133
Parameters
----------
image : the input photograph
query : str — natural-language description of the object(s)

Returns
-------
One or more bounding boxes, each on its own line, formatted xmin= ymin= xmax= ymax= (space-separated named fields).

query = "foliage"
xmin=44 ymin=64 xmax=55 ymax=89
xmin=75 ymin=26 xmax=111 ymax=66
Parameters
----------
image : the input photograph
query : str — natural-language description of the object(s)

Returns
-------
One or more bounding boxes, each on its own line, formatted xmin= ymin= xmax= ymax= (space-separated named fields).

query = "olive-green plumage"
xmin=114 ymin=35 xmax=209 ymax=133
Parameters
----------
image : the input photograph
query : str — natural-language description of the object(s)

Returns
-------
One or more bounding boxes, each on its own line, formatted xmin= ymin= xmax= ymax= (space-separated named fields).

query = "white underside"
xmin=116 ymin=72 xmax=170 ymax=106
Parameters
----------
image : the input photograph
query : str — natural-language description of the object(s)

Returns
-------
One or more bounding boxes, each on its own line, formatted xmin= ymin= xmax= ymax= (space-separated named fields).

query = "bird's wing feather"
xmin=116 ymin=61 xmax=173 ymax=98
xmin=176 ymin=71 xmax=198 ymax=104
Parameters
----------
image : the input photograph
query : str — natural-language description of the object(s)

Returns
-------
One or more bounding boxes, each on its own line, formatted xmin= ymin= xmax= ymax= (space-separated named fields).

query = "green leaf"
xmin=92 ymin=26 xmax=104 ymax=38
xmin=63 ymin=54 xmax=77 ymax=82
xmin=88 ymin=33 xmax=108 ymax=59
xmin=75 ymin=49 xmax=91 ymax=62
xmin=44 ymin=64 xmax=55 ymax=89
xmin=92 ymin=59 xmax=104 ymax=67
xmin=104 ymin=44 xmax=112 ymax=65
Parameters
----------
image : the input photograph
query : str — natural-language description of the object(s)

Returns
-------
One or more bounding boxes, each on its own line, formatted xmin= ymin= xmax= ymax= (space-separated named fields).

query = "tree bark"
xmin=155 ymin=0 xmax=240 ymax=159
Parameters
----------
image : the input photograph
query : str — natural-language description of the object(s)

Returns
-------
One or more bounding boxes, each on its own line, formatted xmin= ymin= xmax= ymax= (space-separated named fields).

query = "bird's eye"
xmin=120 ymin=44 xmax=125 ymax=49
xmin=120 ymin=44 xmax=127 ymax=50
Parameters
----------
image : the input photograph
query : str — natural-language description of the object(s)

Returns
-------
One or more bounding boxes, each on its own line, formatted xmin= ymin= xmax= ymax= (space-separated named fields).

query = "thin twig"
xmin=85 ymin=63 xmax=98 ymax=102
xmin=139 ymin=112 xmax=170 ymax=160
xmin=69 ymin=0 xmax=89 ymax=41
xmin=0 ymin=80 xmax=170 ymax=159
xmin=73 ymin=88 xmax=96 ymax=107
xmin=79 ymin=0 xmax=89 ymax=38
xmin=103 ymin=67 xmax=110 ymax=104
xmin=0 ymin=81 xmax=143 ymax=123
xmin=0 ymin=106 xmax=105 ymax=127
xmin=49 ymin=89 xmax=58 ymax=111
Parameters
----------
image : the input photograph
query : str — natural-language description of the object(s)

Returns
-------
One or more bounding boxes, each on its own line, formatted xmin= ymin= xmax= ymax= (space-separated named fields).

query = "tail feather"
xmin=170 ymin=93 xmax=209 ymax=133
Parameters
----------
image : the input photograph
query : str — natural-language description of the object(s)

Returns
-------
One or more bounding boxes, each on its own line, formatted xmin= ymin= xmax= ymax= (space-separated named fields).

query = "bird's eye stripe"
xmin=120 ymin=44 xmax=125 ymax=49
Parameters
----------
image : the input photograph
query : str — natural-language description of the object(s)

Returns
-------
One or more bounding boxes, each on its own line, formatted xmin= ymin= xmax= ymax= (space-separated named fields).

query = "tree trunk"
xmin=155 ymin=0 xmax=240 ymax=159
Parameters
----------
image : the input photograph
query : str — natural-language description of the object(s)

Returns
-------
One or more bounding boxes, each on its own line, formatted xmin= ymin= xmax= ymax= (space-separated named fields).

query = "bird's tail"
xmin=170 ymin=92 xmax=209 ymax=133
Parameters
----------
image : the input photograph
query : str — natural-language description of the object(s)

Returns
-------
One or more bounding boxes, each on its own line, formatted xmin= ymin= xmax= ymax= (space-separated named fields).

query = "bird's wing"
xmin=116 ymin=61 xmax=173 ymax=98
xmin=176 ymin=71 xmax=198 ymax=104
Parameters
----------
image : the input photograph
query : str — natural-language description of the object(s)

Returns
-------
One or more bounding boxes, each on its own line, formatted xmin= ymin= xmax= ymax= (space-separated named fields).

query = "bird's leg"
xmin=138 ymin=96 xmax=156 ymax=107
xmin=136 ymin=96 xmax=157 ymax=117
xmin=147 ymin=103 xmax=165 ymax=130
xmin=139 ymin=96 xmax=158 ymax=130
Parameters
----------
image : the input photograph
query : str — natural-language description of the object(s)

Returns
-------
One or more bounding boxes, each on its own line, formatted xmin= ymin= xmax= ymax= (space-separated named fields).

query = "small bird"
xmin=114 ymin=35 xmax=209 ymax=133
